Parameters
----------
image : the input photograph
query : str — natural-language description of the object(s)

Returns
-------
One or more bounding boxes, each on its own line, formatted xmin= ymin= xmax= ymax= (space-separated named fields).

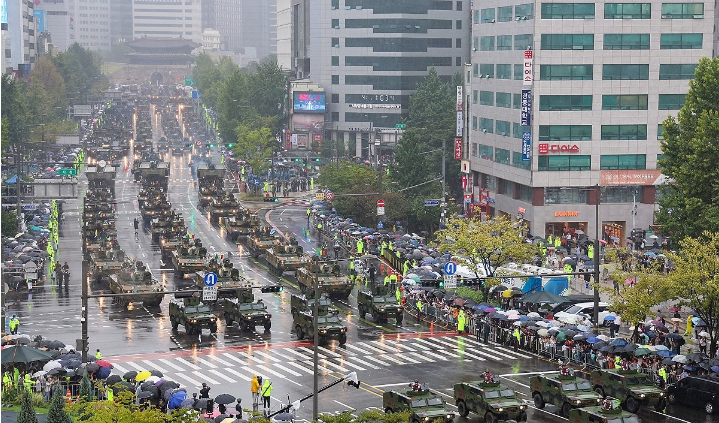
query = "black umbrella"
xmin=85 ymin=363 xmax=100 ymax=373
xmin=142 ymin=385 xmax=160 ymax=397
xmin=662 ymin=358 xmax=675 ymax=366
xmin=687 ymin=353 xmax=705 ymax=363
xmin=150 ymin=370 xmax=163 ymax=377
xmin=520 ymin=290 xmax=566 ymax=304
xmin=105 ymin=375 xmax=122 ymax=385
xmin=600 ymin=346 xmax=615 ymax=353
xmin=47 ymin=340 xmax=65 ymax=350
xmin=47 ymin=368 xmax=66 ymax=376
xmin=159 ymin=380 xmax=180 ymax=392
xmin=141 ymin=381 xmax=156 ymax=390
xmin=112 ymin=381 xmax=134 ymax=394
xmin=215 ymin=393 xmax=236 ymax=404
xmin=138 ymin=391 xmax=154 ymax=399
xmin=1 ymin=345 xmax=56 ymax=364
xmin=662 ymin=333 xmax=683 ymax=340
xmin=123 ymin=371 xmax=138 ymax=380
xmin=194 ymin=398 xmax=210 ymax=410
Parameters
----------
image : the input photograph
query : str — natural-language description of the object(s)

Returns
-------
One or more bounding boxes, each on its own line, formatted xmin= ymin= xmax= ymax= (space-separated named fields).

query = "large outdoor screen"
xmin=293 ymin=92 xmax=326 ymax=112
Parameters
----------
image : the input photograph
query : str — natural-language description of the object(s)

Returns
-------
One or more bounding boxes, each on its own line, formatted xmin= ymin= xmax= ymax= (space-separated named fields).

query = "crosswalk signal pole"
xmin=81 ymin=260 xmax=89 ymax=362
xmin=313 ymin=280 xmax=319 ymax=420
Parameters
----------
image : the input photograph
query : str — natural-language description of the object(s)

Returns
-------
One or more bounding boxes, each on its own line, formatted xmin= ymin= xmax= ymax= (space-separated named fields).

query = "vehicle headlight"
xmin=265 ymin=314 xmax=271 ymax=319
xmin=496 ymin=407 xmax=503 ymax=412
xmin=378 ymin=308 xmax=385 ymax=312
xmin=211 ymin=317 xmax=216 ymax=321
xmin=424 ymin=418 xmax=430 ymax=422
xmin=576 ymin=400 xmax=582 ymax=404
xmin=660 ymin=392 xmax=666 ymax=396
xmin=640 ymin=394 xmax=646 ymax=398
xmin=341 ymin=327 xmax=347 ymax=332
xmin=596 ymin=398 xmax=602 ymax=403
xmin=319 ymin=330 xmax=326 ymax=334
xmin=446 ymin=414 xmax=454 ymax=419
xmin=190 ymin=319 xmax=196 ymax=323
xmin=520 ymin=405 xmax=527 ymax=409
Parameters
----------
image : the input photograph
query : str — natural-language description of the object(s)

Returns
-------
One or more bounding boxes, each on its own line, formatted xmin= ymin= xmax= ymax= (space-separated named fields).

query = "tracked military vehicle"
xmin=218 ymin=212 xmax=257 ymax=241
xmin=88 ymin=240 xmax=125 ymax=283
xmin=172 ymin=237 xmax=207 ymax=278
xmin=139 ymin=191 xmax=171 ymax=224
xmin=169 ymin=292 xmax=218 ymax=335
xmin=290 ymin=293 xmax=338 ymax=318
xmin=193 ymin=257 xmax=253 ymax=298
xmin=208 ymin=192 xmax=241 ymax=224
xmin=296 ymin=256 xmax=353 ymax=299
xmin=454 ymin=381 xmax=527 ymax=422
xmin=108 ymin=259 xmax=165 ymax=308
xmin=531 ymin=372 xmax=603 ymax=417
xmin=221 ymin=289 xmax=272 ymax=331
xmin=85 ymin=164 xmax=117 ymax=195
xmin=357 ymin=277 xmax=403 ymax=324
xmin=137 ymin=161 xmax=170 ymax=191
xmin=246 ymin=226 xmax=280 ymax=259
xmin=383 ymin=387 xmax=455 ymax=423
xmin=150 ymin=211 xmax=184 ymax=242
xmin=197 ymin=163 xmax=226 ymax=208
xmin=265 ymin=236 xmax=306 ymax=276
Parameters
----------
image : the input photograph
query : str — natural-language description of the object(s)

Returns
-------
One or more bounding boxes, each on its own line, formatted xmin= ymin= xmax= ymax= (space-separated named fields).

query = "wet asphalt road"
xmin=3 ymin=107 xmax=713 ymax=423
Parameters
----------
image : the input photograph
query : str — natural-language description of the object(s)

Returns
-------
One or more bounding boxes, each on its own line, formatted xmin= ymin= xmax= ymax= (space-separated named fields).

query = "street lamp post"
xmin=593 ymin=184 xmax=600 ymax=335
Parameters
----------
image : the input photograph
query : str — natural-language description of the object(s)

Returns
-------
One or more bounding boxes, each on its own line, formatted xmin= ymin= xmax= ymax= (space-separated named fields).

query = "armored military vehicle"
xmin=208 ymin=192 xmax=241 ymax=224
xmin=567 ymin=404 xmax=641 ymax=423
xmin=383 ymin=387 xmax=455 ymax=423
xmin=296 ymin=256 xmax=353 ymax=300
xmin=172 ymin=237 xmax=207 ymax=278
xmin=88 ymin=240 xmax=125 ymax=283
xmin=193 ymin=257 xmax=253 ymax=298
xmin=140 ymin=192 xmax=171 ymax=224
xmin=590 ymin=369 xmax=666 ymax=412
xmin=265 ymin=237 xmax=306 ymax=276
xmin=85 ymin=164 xmax=117 ymax=195
xmin=108 ymin=259 xmax=165 ymax=308
xmin=290 ymin=293 xmax=338 ymax=318
xmin=137 ymin=161 xmax=170 ymax=191
xmin=150 ymin=212 xmax=184 ymax=242
xmin=159 ymin=233 xmax=187 ymax=261
xmin=221 ymin=289 xmax=272 ymax=331
xmin=218 ymin=212 xmax=258 ymax=241
xmin=246 ymin=227 xmax=280 ymax=259
xmin=169 ymin=292 xmax=218 ymax=335
xmin=293 ymin=310 xmax=347 ymax=344
xmin=197 ymin=163 xmax=226 ymax=208
xmin=357 ymin=279 xmax=403 ymax=324
xmin=531 ymin=372 xmax=603 ymax=417
xmin=454 ymin=381 xmax=527 ymax=422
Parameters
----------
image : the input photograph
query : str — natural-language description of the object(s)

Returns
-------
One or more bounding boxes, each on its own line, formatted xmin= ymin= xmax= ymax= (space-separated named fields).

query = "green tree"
xmin=2 ymin=210 xmax=18 ymax=237
xmin=435 ymin=215 xmax=536 ymax=301
xmin=28 ymin=57 xmax=67 ymax=121
xmin=1 ymin=75 xmax=29 ymax=153
xmin=79 ymin=370 xmax=93 ymax=402
xmin=232 ymin=125 xmax=276 ymax=175
xmin=53 ymin=43 xmax=107 ymax=103
xmin=16 ymin=389 xmax=38 ymax=423
xmin=46 ymin=385 xmax=72 ymax=423
xmin=658 ymin=57 xmax=719 ymax=240
xmin=70 ymin=399 xmax=172 ymax=423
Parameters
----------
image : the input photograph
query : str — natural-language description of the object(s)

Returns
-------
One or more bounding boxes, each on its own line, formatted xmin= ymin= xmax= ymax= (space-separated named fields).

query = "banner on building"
xmin=523 ymin=50 xmax=534 ymax=85
xmin=522 ymin=132 xmax=531 ymax=161
xmin=456 ymin=111 xmax=463 ymax=137
xmin=520 ymin=89 xmax=532 ymax=126
xmin=454 ymin=138 xmax=462 ymax=160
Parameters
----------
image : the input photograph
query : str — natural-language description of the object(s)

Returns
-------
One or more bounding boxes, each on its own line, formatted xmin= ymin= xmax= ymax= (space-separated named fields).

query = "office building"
xmin=202 ymin=0 xmax=276 ymax=59
xmin=110 ymin=0 xmax=133 ymax=45
xmin=3 ymin=0 xmax=37 ymax=73
xmin=132 ymin=0 xmax=201 ymax=44
xmin=73 ymin=0 xmax=111 ymax=50
xmin=466 ymin=0 xmax=715 ymax=243
xmin=286 ymin=0 xmax=470 ymax=156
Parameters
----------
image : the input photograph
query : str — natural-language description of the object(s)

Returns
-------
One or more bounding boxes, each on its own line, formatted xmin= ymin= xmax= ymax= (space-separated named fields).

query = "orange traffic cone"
xmin=429 ymin=321 xmax=434 ymax=331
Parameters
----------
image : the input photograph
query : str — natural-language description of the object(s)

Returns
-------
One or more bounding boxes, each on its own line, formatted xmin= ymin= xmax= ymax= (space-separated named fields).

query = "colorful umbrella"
xmin=136 ymin=370 xmax=152 ymax=381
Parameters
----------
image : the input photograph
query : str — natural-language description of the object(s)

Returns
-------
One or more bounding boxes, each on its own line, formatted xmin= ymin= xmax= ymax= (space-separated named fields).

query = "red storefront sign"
xmin=454 ymin=138 xmax=462 ymax=159
xmin=461 ymin=175 xmax=467 ymax=189
xmin=538 ymin=143 xmax=580 ymax=154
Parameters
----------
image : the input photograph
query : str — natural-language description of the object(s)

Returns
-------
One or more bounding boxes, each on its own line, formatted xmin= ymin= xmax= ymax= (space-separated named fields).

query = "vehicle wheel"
xmin=626 ymin=396 xmax=640 ymax=413
xmin=594 ymin=387 xmax=605 ymax=397
xmin=339 ymin=334 xmax=347 ymax=345
xmin=384 ymin=408 xmax=393 ymax=414
xmin=706 ymin=402 xmax=715 ymax=414
xmin=209 ymin=323 xmax=218 ymax=334
xmin=533 ymin=394 xmax=545 ymax=409
xmin=518 ymin=411 xmax=528 ymax=422
xmin=484 ymin=412 xmax=497 ymax=423
xmin=240 ymin=322 xmax=249 ymax=331
xmin=561 ymin=402 xmax=573 ymax=418
xmin=171 ymin=318 xmax=179 ymax=331
xmin=264 ymin=321 xmax=272 ymax=331
xmin=457 ymin=400 xmax=469 ymax=418
xmin=655 ymin=398 xmax=667 ymax=411
xmin=397 ymin=313 xmax=404 ymax=324
xmin=358 ymin=306 xmax=366 ymax=320
xmin=668 ymin=393 xmax=676 ymax=404
xmin=296 ymin=326 xmax=304 ymax=340
xmin=186 ymin=324 xmax=195 ymax=335
xmin=225 ymin=314 xmax=233 ymax=326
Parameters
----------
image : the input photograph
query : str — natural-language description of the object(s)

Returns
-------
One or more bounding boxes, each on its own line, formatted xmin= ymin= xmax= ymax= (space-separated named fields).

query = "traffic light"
xmin=227 ymin=143 xmax=234 ymax=148
xmin=293 ymin=158 xmax=300 ymax=163
xmin=209 ymin=143 xmax=214 ymax=148
xmin=439 ymin=280 xmax=445 ymax=288
xmin=302 ymin=159 xmax=307 ymax=167
xmin=314 ymin=158 xmax=321 ymax=163
xmin=261 ymin=285 xmax=284 ymax=293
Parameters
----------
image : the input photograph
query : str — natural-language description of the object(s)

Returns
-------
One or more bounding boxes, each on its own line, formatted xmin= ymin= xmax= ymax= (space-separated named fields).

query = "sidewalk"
xmin=1 ymin=410 xmax=47 ymax=422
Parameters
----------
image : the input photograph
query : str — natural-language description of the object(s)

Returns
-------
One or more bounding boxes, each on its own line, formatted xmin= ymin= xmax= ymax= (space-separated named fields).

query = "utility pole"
xmin=593 ymin=183 xmax=600 ymax=335
xmin=312 ymin=280 xmax=319 ymax=420
xmin=81 ymin=261 xmax=89 ymax=362
xmin=440 ymin=138 xmax=447 ymax=225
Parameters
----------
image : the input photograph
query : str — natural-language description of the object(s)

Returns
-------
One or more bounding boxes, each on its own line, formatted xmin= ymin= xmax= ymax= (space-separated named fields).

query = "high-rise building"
xmin=33 ymin=0 xmax=73 ymax=53
xmin=466 ymin=0 xmax=716 ymax=243
xmin=286 ymin=0 xmax=470 ymax=156
xmin=202 ymin=0 xmax=276 ymax=59
xmin=276 ymin=0 xmax=292 ymax=70
xmin=110 ymin=0 xmax=132 ymax=45
xmin=3 ymin=0 xmax=37 ymax=73
xmin=132 ymin=0 xmax=201 ymax=44
xmin=72 ymin=0 xmax=111 ymax=50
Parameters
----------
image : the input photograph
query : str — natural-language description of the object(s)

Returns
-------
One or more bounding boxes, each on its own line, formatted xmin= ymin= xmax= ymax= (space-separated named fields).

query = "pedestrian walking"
xmin=251 ymin=375 xmax=260 ymax=411
xmin=95 ymin=349 xmax=102 ymax=360
xmin=334 ymin=240 xmax=340 ymax=259
xmin=261 ymin=378 xmax=272 ymax=414
xmin=134 ymin=218 xmax=140 ymax=238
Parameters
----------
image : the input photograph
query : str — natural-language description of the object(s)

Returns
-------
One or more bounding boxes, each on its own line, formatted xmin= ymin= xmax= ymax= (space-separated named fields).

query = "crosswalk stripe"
xmin=194 ymin=371 xmax=220 ymax=385
xmin=370 ymin=340 xmax=402 ymax=353
xmin=346 ymin=356 xmax=380 ymax=369
xmin=126 ymin=362 xmax=146 ymax=371
xmin=252 ymin=350 xmax=281 ymax=363
xmin=207 ymin=369 xmax=237 ymax=383
xmin=406 ymin=352 xmax=436 ymax=363
xmin=413 ymin=338 xmax=461 ymax=357
xmin=348 ymin=343 xmax=386 ymax=355
xmin=406 ymin=340 xmax=430 ymax=350
xmin=282 ymin=348 xmax=313 ymax=360
xmin=222 ymin=353 xmax=249 ymax=366
xmin=333 ymin=357 xmax=366 ymax=371
xmin=237 ymin=351 xmax=264 ymax=363
xmin=224 ymin=367 xmax=252 ymax=381
xmin=394 ymin=340 xmax=418 ymax=352
xmin=415 ymin=349 xmax=450 ymax=361
xmin=269 ymin=350 xmax=298 ymax=362
xmin=112 ymin=363 xmax=130 ymax=374
xmin=317 ymin=346 xmax=342 ymax=357
xmin=286 ymin=361 xmax=316 ymax=374
xmin=271 ymin=363 xmax=303 ymax=377
xmin=254 ymin=364 xmax=292 ymax=380
xmin=299 ymin=347 xmax=330 ymax=359
xmin=387 ymin=353 xmax=421 ymax=364
xmin=374 ymin=353 xmax=408 ymax=366
xmin=453 ymin=349 xmax=487 ymax=362
xmin=173 ymin=372 xmax=203 ymax=387
xmin=319 ymin=358 xmax=348 ymax=373
xmin=142 ymin=360 xmax=167 ymax=373
xmin=193 ymin=357 xmax=218 ymax=369
xmin=159 ymin=358 xmax=187 ymax=372
xmin=206 ymin=355 xmax=235 ymax=367
xmin=344 ymin=343 xmax=379 ymax=356
xmin=360 ymin=354 xmax=392 ymax=366
xmin=458 ymin=337 xmax=526 ymax=360
xmin=178 ymin=358 xmax=201 ymax=370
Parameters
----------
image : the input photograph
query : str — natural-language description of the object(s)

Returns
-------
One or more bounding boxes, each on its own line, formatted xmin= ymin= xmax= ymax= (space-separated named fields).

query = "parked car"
xmin=667 ymin=375 xmax=719 ymax=414
xmin=555 ymin=302 xmax=612 ymax=326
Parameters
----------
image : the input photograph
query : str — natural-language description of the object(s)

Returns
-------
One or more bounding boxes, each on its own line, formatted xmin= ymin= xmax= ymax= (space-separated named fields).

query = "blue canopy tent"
xmin=543 ymin=277 xmax=569 ymax=295
xmin=5 ymin=175 xmax=18 ymax=185
xmin=521 ymin=276 xmax=542 ymax=293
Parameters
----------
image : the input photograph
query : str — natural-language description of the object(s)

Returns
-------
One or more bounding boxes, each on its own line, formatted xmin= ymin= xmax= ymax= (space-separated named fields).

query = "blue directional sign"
xmin=424 ymin=200 xmax=439 ymax=207
xmin=204 ymin=272 xmax=218 ymax=287
xmin=253 ymin=178 xmax=260 ymax=186
xmin=443 ymin=261 xmax=457 ymax=276
xmin=377 ymin=221 xmax=384 ymax=229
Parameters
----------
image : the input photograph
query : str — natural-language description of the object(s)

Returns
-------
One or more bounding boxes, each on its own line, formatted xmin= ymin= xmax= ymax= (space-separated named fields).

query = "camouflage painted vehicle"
xmin=530 ymin=372 xmax=603 ymax=417
xmin=218 ymin=212 xmax=258 ymax=241
xmin=137 ymin=161 xmax=170 ymax=191
xmin=140 ymin=193 xmax=171 ymax=224
xmin=108 ymin=260 xmax=165 ymax=308
xmin=193 ymin=257 xmax=253 ymax=298
xmin=88 ymin=241 xmax=125 ymax=283
xmin=169 ymin=293 xmax=218 ymax=335
xmin=290 ymin=293 xmax=338 ymax=318
xmin=208 ymin=192 xmax=241 ymax=224
xmin=246 ymin=227 xmax=280 ymax=259
xmin=85 ymin=164 xmax=117 ymax=195
xmin=150 ymin=212 xmax=184 ymax=242
xmin=265 ymin=237 xmax=307 ymax=276
xmin=568 ymin=404 xmax=641 ymax=423
xmin=590 ymin=369 xmax=666 ymax=413
xmin=196 ymin=163 xmax=226 ymax=208
xmin=296 ymin=256 xmax=353 ymax=300
xmin=171 ymin=238 xmax=207 ymax=278
xmin=221 ymin=290 xmax=272 ymax=331
xmin=383 ymin=388 xmax=456 ymax=423
xmin=454 ymin=381 xmax=527 ymax=422
xmin=357 ymin=281 xmax=403 ymax=324
xmin=293 ymin=310 xmax=347 ymax=344
xmin=159 ymin=233 xmax=186 ymax=261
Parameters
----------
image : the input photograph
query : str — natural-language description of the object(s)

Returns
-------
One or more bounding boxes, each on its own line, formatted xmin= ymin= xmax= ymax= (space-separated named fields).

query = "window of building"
xmin=659 ymin=63 xmax=698 ymax=79
xmin=540 ymin=64 xmax=593 ymax=80
xmin=472 ymin=116 xmax=478 ymax=130
xmin=474 ymin=9 xmax=480 ymax=24
xmin=331 ymin=0 xmax=339 ymax=9
xmin=472 ymin=143 xmax=478 ymax=156
xmin=456 ymin=19 xmax=462 ymax=29
xmin=601 ymin=186 xmax=641 ymax=203
xmin=539 ymin=125 xmax=592 ymax=141
xmin=538 ymin=155 xmax=591 ymax=171
xmin=513 ymin=122 xmax=528 ymax=138
xmin=495 ymin=148 xmax=511 ymax=164
xmin=479 ymin=144 xmax=494 ymax=159
xmin=600 ymin=154 xmax=646 ymax=170
xmin=603 ymin=33 xmax=650 ymax=49
xmin=545 ymin=187 xmax=589 ymax=204
xmin=496 ymin=92 xmax=512 ymax=108
xmin=331 ymin=56 xmax=339 ymax=66
xmin=479 ymin=91 xmax=494 ymax=106
xmin=660 ymin=33 xmax=703 ymax=49
xmin=514 ymin=64 xmax=523 ymax=80
xmin=657 ymin=124 xmax=665 ymax=140
xmin=541 ymin=34 xmax=593 ymax=50
xmin=472 ymin=90 xmax=478 ymax=104
xmin=540 ymin=95 xmax=593 ymax=111
xmin=480 ymin=36 xmax=495 ymax=50
xmin=332 ymin=75 xmax=340 ymax=84
xmin=541 ymin=3 xmax=595 ymax=19
xmin=496 ymin=120 xmax=511 ymax=136
xmin=513 ymin=152 xmax=532 ymax=169
xmin=480 ymin=63 xmax=494 ymax=78
xmin=515 ymin=3 xmax=534 ymax=19
xmin=481 ymin=7 xmax=496 ymax=22
xmin=331 ymin=94 xmax=339 ymax=103
xmin=602 ymin=64 xmax=649 ymax=80
xmin=658 ymin=94 xmax=686 ymax=109
xmin=497 ymin=35 xmax=512 ymax=50
xmin=513 ymin=93 xmax=522 ymax=109
xmin=498 ymin=6 xmax=513 ymax=21
xmin=602 ymin=94 xmax=648 ymax=110
xmin=457 ymin=1 xmax=463 ymax=11
xmin=332 ymin=37 xmax=340 ymax=47
xmin=601 ymin=124 xmax=647 ymax=140
xmin=514 ymin=34 xmax=533 ymax=50
xmin=661 ymin=3 xmax=703 ymax=18
xmin=497 ymin=64 xmax=512 ymax=79
xmin=456 ymin=38 xmax=462 ymax=48
xmin=332 ymin=19 xmax=340 ymax=28
xmin=331 ymin=112 xmax=339 ymax=121
xmin=480 ymin=119 xmax=494 ymax=133
xmin=473 ymin=63 xmax=479 ymax=76
xmin=604 ymin=3 xmax=651 ymax=18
